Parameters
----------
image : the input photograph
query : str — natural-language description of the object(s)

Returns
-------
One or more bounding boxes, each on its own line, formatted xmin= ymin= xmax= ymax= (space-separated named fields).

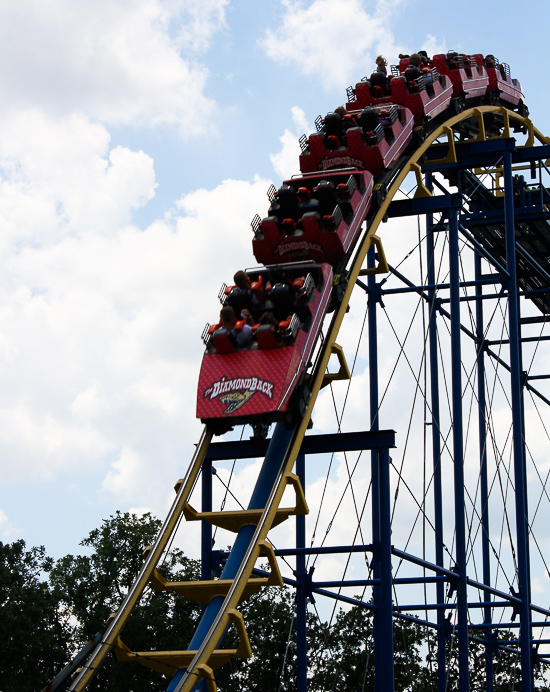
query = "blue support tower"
xmin=188 ymin=134 xmax=550 ymax=691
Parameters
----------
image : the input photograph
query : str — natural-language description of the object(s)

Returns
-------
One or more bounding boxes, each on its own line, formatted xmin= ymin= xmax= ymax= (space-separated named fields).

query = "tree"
xmin=216 ymin=585 xmax=312 ymax=692
xmin=444 ymin=628 xmax=550 ymax=692
xmin=49 ymin=511 xmax=202 ymax=691
xmin=47 ymin=513 xmax=320 ymax=692
xmin=307 ymin=602 xmax=429 ymax=691
xmin=0 ymin=540 xmax=70 ymax=691
xmin=7 ymin=511 xmax=550 ymax=691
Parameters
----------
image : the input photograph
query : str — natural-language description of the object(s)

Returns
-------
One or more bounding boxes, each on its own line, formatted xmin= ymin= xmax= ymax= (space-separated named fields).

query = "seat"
xmin=369 ymin=71 xmax=387 ymax=94
xmin=269 ymin=283 xmax=295 ymax=321
xmin=281 ymin=218 xmax=297 ymax=235
xmin=341 ymin=114 xmax=357 ymax=131
xmin=321 ymin=214 xmax=339 ymax=233
xmin=324 ymin=112 xmax=344 ymax=139
xmin=256 ymin=324 xmax=281 ymax=350
xmin=357 ymin=107 xmax=379 ymax=133
xmin=250 ymin=299 xmax=275 ymax=324
xmin=225 ymin=287 xmax=251 ymax=315
xmin=272 ymin=185 xmax=298 ymax=221
xmin=404 ymin=66 xmax=421 ymax=82
xmin=297 ymin=187 xmax=311 ymax=205
xmin=313 ymin=180 xmax=337 ymax=216
xmin=212 ymin=329 xmax=236 ymax=354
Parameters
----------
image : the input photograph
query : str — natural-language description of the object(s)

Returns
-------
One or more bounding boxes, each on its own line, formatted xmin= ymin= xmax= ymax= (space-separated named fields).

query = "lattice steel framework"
xmin=197 ymin=133 xmax=550 ymax=692
xmin=61 ymin=114 xmax=550 ymax=692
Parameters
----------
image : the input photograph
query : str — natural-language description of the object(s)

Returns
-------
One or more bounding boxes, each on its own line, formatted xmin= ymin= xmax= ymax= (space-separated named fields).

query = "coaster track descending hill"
xmin=54 ymin=52 xmax=550 ymax=692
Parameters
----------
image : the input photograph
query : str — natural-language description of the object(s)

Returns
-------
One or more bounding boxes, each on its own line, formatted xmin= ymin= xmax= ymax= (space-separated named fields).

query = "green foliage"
xmin=49 ymin=511 xmax=202 ymax=691
xmin=309 ymin=599 xmax=374 ymax=690
xmin=307 ymin=603 xmax=428 ymax=691
xmin=0 ymin=540 xmax=70 ymax=691
xmin=445 ymin=629 xmax=550 ymax=692
xmin=4 ymin=512 xmax=550 ymax=691
xmin=216 ymin=586 xmax=299 ymax=692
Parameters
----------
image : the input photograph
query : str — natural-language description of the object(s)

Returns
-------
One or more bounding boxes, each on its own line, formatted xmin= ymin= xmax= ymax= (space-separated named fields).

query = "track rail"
xmin=63 ymin=105 xmax=544 ymax=692
xmin=68 ymin=428 xmax=213 ymax=691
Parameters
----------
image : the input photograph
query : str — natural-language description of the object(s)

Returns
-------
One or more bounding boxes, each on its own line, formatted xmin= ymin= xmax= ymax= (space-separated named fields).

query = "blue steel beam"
xmin=502 ymin=147 xmax=534 ymax=691
xmin=425 ymin=171 xmax=447 ymax=692
xmin=167 ymin=423 xmax=294 ymax=692
xmin=295 ymin=453 xmax=307 ymax=692
xmin=521 ymin=315 xmax=550 ymax=325
xmin=204 ymin=429 xmax=395 ymax=461
xmin=367 ymin=245 xmax=395 ymax=692
xmin=475 ymin=252 xmax=494 ymax=691
xmin=461 ymin=209 xmax=550 ymax=224
xmin=201 ymin=460 xmax=213 ymax=589
xmin=421 ymin=136 xmax=519 ymax=170
xmin=449 ymin=207 xmax=470 ymax=691
xmin=386 ymin=192 xmax=463 ymax=218
xmin=378 ymin=446 xmax=394 ymax=687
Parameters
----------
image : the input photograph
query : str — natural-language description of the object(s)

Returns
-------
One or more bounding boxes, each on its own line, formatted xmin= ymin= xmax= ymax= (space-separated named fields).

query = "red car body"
xmin=299 ymin=106 xmax=414 ymax=177
xmin=197 ymin=263 xmax=333 ymax=428
xmin=252 ymin=170 xmax=373 ymax=266
xmin=348 ymin=73 xmax=452 ymax=124
xmin=484 ymin=57 xmax=524 ymax=107
xmin=431 ymin=53 xmax=489 ymax=101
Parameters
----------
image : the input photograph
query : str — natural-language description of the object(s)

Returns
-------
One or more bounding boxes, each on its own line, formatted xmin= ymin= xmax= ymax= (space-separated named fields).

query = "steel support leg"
xmin=503 ymin=147 xmax=533 ymax=691
xmin=426 ymin=173 xmax=447 ymax=692
xmin=474 ymin=252 xmax=494 ymax=691
xmin=296 ymin=453 xmax=307 ymax=692
xmin=201 ymin=459 xmax=213 ymax=587
xmin=368 ymin=246 xmax=394 ymax=691
xmin=378 ymin=445 xmax=394 ymax=688
xmin=448 ymin=208 xmax=470 ymax=691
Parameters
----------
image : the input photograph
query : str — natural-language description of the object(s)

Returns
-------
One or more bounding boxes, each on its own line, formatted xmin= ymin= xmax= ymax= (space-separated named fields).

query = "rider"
xmin=219 ymin=305 xmax=254 ymax=347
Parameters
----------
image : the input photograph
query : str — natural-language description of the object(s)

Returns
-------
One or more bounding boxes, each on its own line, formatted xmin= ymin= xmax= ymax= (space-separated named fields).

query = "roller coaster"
xmin=46 ymin=51 xmax=550 ymax=691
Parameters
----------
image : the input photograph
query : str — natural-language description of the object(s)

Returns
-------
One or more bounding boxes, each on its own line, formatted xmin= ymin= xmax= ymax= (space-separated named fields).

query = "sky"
xmin=1 ymin=0 xmax=549 ymax=609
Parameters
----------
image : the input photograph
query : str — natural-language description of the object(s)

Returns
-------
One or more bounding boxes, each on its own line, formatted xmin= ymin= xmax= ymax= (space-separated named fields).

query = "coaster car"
xmin=431 ymin=52 xmax=489 ymax=104
xmin=251 ymin=169 xmax=373 ymax=266
xmin=196 ymin=50 xmax=529 ymax=434
xmin=347 ymin=70 xmax=452 ymax=124
xmin=483 ymin=54 xmax=526 ymax=113
xmin=299 ymin=105 xmax=414 ymax=177
xmin=197 ymin=262 xmax=333 ymax=431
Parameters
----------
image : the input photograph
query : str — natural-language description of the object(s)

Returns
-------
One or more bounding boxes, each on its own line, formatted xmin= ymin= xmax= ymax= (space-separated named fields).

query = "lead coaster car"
xmin=483 ymin=56 xmax=526 ymax=111
xmin=196 ymin=262 xmax=333 ymax=433
xmin=431 ymin=53 xmax=489 ymax=104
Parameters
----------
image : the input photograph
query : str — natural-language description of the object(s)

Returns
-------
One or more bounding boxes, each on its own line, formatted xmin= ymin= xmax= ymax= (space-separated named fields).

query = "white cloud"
xmin=270 ymin=106 xmax=312 ymax=180
xmin=163 ymin=0 xmax=229 ymax=54
xmin=0 ymin=111 xmax=157 ymax=245
xmin=102 ymin=447 xmax=149 ymax=502
xmin=0 ymin=0 xmax=227 ymax=133
xmin=259 ymin=0 xmax=402 ymax=91
xmin=419 ymin=34 xmax=447 ymax=60
xmin=259 ymin=1 xmax=449 ymax=92
xmin=0 ymin=110 xmax=272 ymax=513
xmin=0 ymin=509 xmax=22 ymax=541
